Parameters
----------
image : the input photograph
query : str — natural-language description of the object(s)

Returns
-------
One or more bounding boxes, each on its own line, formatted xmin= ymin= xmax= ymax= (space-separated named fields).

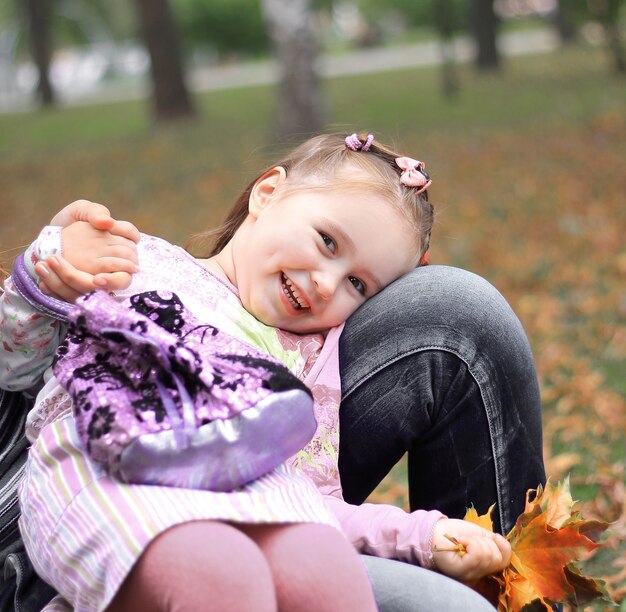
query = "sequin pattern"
xmin=53 ymin=289 xmax=312 ymax=477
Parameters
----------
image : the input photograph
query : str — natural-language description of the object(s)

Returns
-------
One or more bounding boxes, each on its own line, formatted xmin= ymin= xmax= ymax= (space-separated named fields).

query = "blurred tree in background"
xmin=470 ymin=0 xmax=500 ymax=69
xmin=433 ymin=0 xmax=463 ymax=97
xmin=6 ymin=0 xmax=137 ymax=94
xmin=595 ymin=0 xmax=626 ymax=72
xmin=23 ymin=0 xmax=55 ymax=105
xmin=133 ymin=0 xmax=195 ymax=121
xmin=261 ymin=0 xmax=324 ymax=140
xmin=551 ymin=0 xmax=577 ymax=42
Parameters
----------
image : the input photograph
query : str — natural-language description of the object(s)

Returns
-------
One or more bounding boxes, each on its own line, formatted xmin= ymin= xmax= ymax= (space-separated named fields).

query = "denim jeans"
xmin=339 ymin=265 xmax=546 ymax=534
xmin=362 ymin=555 xmax=496 ymax=611
xmin=340 ymin=266 xmax=546 ymax=610
xmin=0 ymin=391 xmax=56 ymax=612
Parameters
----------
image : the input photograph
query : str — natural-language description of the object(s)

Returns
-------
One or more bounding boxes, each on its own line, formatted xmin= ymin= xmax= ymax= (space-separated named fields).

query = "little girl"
xmin=1 ymin=133 xmax=510 ymax=611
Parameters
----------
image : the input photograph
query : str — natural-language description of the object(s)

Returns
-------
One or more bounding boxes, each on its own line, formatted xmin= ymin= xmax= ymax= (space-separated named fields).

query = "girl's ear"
xmin=248 ymin=166 xmax=287 ymax=218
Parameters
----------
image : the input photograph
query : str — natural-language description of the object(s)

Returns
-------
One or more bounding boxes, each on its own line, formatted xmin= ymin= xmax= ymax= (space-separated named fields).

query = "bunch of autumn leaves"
xmin=450 ymin=479 xmax=612 ymax=611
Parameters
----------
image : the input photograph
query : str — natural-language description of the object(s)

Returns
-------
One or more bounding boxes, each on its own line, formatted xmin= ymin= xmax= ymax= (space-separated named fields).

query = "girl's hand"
xmin=49 ymin=199 xmax=140 ymax=242
xmin=34 ymin=197 xmax=141 ymax=300
xmin=60 ymin=221 xmax=139 ymax=278
xmin=431 ymin=518 xmax=511 ymax=582
xmin=37 ymin=254 xmax=138 ymax=303
xmin=40 ymin=199 xmax=141 ymax=298
xmin=35 ymin=221 xmax=139 ymax=302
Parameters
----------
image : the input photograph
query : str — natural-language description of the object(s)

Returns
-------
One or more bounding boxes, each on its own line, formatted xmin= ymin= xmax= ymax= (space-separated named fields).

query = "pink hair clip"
xmin=395 ymin=156 xmax=432 ymax=194
xmin=345 ymin=133 xmax=374 ymax=152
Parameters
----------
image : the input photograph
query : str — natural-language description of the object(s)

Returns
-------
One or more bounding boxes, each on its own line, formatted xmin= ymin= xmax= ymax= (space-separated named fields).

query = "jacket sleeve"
xmin=324 ymin=494 xmax=445 ymax=569
xmin=0 ymin=232 xmax=66 ymax=394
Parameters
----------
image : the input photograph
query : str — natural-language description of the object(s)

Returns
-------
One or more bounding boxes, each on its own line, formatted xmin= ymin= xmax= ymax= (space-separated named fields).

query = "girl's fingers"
xmin=93 ymin=271 xmax=134 ymax=291
xmin=100 ymin=239 xmax=140 ymax=265
xmin=49 ymin=200 xmax=112 ymax=229
xmin=81 ymin=202 xmax=114 ymax=230
xmin=466 ymin=536 xmax=508 ymax=576
xmin=41 ymin=257 xmax=98 ymax=301
xmin=432 ymin=519 xmax=512 ymax=581
xmin=493 ymin=534 xmax=512 ymax=567
xmin=39 ymin=276 xmax=82 ymax=303
xmin=109 ymin=220 xmax=141 ymax=243
xmin=90 ymin=256 xmax=139 ymax=275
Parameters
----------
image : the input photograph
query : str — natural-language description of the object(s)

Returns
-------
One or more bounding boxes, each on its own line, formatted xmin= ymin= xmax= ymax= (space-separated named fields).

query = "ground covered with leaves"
xmin=0 ymin=41 xmax=624 ymax=610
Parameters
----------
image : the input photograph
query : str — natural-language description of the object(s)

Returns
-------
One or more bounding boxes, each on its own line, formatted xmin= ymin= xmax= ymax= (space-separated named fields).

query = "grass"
xmin=0 ymin=40 xmax=624 ymax=608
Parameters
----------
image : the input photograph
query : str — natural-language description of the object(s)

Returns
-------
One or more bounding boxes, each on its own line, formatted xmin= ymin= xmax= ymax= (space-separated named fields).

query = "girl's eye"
xmin=349 ymin=276 xmax=366 ymax=295
xmin=320 ymin=233 xmax=336 ymax=253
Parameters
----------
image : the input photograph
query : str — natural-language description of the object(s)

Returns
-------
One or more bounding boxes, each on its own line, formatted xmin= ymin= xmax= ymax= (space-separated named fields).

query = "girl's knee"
xmin=244 ymin=523 xmax=377 ymax=612
xmin=108 ymin=521 xmax=276 ymax=612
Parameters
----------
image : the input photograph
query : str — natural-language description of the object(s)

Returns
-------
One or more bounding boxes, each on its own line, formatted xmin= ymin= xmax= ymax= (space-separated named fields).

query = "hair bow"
xmin=395 ymin=157 xmax=432 ymax=194
xmin=345 ymin=133 xmax=374 ymax=152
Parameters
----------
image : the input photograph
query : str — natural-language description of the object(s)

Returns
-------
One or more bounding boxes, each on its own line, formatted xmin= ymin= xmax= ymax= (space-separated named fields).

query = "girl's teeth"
xmin=282 ymin=275 xmax=306 ymax=309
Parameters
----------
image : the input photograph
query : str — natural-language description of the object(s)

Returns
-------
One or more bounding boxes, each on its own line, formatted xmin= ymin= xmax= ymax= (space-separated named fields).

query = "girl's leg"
xmin=240 ymin=523 xmax=377 ymax=612
xmin=106 ymin=521 xmax=276 ymax=612
xmin=339 ymin=265 xmax=546 ymax=535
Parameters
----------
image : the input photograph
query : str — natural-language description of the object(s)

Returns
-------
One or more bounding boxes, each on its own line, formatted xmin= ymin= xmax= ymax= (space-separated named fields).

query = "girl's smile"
xmin=281 ymin=273 xmax=310 ymax=311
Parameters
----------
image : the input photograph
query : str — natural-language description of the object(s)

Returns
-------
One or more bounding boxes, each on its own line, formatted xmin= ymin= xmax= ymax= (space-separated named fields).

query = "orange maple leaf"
xmin=509 ymin=512 xmax=599 ymax=602
xmin=538 ymin=478 xmax=573 ymax=528
xmin=463 ymin=478 xmax=612 ymax=611
xmin=464 ymin=503 xmax=496 ymax=531
xmin=504 ymin=573 xmax=547 ymax=611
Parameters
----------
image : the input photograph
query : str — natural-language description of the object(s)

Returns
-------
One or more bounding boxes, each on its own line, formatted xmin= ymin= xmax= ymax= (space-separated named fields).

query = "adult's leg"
xmin=339 ymin=266 xmax=546 ymax=535
xmin=241 ymin=523 xmax=377 ymax=612
xmin=107 ymin=521 xmax=276 ymax=612
xmin=361 ymin=555 xmax=495 ymax=612
xmin=0 ymin=390 xmax=57 ymax=612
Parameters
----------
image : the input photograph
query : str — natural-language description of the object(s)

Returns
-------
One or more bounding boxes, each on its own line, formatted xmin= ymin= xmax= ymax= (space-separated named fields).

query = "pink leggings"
xmin=106 ymin=521 xmax=377 ymax=611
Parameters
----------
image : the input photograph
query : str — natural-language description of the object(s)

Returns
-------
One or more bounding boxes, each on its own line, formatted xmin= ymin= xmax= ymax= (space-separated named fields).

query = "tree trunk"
xmin=598 ymin=0 xmax=626 ymax=74
xmin=261 ymin=0 xmax=324 ymax=142
xmin=24 ymin=0 xmax=55 ymax=106
xmin=469 ymin=0 xmax=500 ymax=70
xmin=434 ymin=0 xmax=459 ymax=98
xmin=133 ymin=0 xmax=195 ymax=121
xmin=552 ymin=0 xmax=576 ymax=44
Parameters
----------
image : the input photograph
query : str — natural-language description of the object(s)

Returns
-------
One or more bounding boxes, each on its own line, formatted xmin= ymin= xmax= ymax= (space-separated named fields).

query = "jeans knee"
xmin=341 ymin=265 xmax=536 ymax=398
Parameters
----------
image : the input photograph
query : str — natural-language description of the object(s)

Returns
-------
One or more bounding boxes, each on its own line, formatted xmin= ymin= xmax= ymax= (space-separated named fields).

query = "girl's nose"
xmin=312 ymin=268 xmax=341 ymax=300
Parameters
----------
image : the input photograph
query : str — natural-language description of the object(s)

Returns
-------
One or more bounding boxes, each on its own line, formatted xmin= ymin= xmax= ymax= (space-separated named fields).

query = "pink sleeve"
xmin=324 ymin=495 xmax=445 ymax=568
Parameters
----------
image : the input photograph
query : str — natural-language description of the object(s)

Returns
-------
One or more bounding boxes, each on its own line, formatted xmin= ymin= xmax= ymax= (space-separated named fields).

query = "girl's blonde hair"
xmin=194 ymin=133 xmax=434 ymax=264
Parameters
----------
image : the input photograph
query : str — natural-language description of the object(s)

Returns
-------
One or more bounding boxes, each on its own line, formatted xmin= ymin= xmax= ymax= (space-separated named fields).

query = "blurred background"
xmin=0 ymin=0 xmax=624 ymax=607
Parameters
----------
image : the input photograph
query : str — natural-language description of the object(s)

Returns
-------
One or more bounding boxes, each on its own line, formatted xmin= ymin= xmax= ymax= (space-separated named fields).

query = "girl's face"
xmin=224 ymin=169 xmax=420 ymax=334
